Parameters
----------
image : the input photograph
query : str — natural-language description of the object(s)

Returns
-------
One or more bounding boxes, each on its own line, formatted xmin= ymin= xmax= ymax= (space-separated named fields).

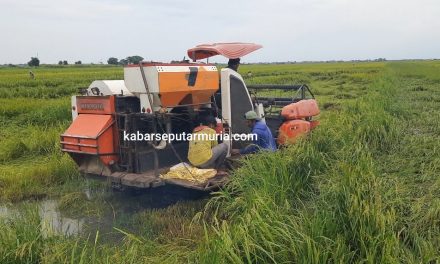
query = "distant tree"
xmin=107 ymin=57 xmax=118 ymax=65
xmin=75 ymin=61 xmax=82 ymax=65
xmin=28 ymin=57 xmax=40 ymax=67
xmin=63 ymin=60 xmax=68 ymax=65
xmin=119 ymin=59 xmax=128 ymax=66
xmin=58 ymin=61 xmax=63 ymax=65
xmin=126 ymin=55 xmax=144 ymax=64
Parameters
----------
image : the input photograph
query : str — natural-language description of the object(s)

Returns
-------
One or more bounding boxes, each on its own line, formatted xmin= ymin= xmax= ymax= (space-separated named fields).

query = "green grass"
xmin=0 ymin=61 xmax=439 ymax=263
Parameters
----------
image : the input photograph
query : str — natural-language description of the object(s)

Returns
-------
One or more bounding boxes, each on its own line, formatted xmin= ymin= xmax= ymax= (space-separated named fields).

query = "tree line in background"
xmin=107 ymin=56 xmax=144 ymax=65
xmin=57 ymin=60 xmax=82 ymax=65
xmin=26 ymin=55 xmax=144 ymax=67
xmin=23 ymin=55 xmax=398 ymax=68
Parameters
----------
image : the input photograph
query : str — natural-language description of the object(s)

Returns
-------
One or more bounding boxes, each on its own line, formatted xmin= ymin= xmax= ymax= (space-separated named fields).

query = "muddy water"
xmin=40 ymin=200 xmax=85 ymax=236
xmin=1 ymin=199 xmax=95 ymax=237
xmin=0 ymin=184 xmax=208 ymax=240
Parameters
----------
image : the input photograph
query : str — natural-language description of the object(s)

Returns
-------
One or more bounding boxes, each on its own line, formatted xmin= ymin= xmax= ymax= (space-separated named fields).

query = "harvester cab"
xmin=60 ymin=42 xmax=320 ymax=191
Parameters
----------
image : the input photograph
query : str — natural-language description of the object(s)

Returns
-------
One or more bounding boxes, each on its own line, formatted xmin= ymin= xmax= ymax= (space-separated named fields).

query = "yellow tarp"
xmin=160 ymin=163 xmax=217 ymax=184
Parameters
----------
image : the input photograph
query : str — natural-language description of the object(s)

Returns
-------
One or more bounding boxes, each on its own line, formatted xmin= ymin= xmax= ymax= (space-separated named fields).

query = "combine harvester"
xmin=60 ymin=43 xmax=320 ymax=191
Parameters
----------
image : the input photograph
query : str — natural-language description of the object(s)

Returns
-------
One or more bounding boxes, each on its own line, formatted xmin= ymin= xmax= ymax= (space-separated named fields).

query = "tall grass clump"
xmin=0 ymin=205 xmax=45 ymax=263
xmin=206 ymin=141 xmax=326 ymax=219
xmin=0 ymin=153 xmax=80 ymax=201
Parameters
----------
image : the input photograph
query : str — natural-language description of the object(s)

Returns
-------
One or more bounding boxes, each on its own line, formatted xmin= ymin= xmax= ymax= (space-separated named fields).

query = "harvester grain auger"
xmin=60 ymin=43 xmax=320 ymax=191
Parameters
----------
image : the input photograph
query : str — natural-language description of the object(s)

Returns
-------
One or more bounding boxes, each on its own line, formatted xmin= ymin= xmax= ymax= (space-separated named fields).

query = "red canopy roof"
xmin=187 ymin=42 xmax=263 ymax=61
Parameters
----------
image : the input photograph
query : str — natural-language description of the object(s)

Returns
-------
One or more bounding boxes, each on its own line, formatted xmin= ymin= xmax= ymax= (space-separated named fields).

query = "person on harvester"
xmin=231 ymin=110 xmax=277 ymax=155
xmin=226 ymin=58 xmax=240 ymax=72
xmin=188 ymin=116 xmax=228 ymax=170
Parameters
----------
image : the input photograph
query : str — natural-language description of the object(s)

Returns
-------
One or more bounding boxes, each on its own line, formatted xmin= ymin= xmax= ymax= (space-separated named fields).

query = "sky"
xmin=0 ymin=0 xmax=439 ymax=64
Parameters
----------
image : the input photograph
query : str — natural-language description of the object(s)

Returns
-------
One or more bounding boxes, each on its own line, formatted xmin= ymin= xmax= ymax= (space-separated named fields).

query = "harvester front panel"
xmin=60 ymin=95 xmax=119 ymax=167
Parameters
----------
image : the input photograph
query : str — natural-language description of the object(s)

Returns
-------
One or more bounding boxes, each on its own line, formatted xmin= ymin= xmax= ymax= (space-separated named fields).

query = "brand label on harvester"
xmin=80 ymin=103 xmax=104 ymax=110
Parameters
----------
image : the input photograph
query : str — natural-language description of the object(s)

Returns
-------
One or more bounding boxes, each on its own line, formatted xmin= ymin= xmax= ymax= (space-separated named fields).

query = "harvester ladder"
xmin=117 ymin=113 xmax=133 ymax=172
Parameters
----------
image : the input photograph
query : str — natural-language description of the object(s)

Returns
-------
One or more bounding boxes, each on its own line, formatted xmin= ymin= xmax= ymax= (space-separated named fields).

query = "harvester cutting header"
xmin=60 ymin=43 xmax=320 ymax=190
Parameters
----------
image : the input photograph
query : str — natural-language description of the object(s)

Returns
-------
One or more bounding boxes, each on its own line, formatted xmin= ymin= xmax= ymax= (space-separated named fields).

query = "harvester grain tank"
xmin=60 ymin=43 xmax=320 ymax=191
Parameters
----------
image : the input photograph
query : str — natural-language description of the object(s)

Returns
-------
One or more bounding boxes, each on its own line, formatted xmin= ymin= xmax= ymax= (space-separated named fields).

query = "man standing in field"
xmin=231 ymin=110 xmax=277 ymax=155
xmin=188 ymin=116 xmax=228 ymax=170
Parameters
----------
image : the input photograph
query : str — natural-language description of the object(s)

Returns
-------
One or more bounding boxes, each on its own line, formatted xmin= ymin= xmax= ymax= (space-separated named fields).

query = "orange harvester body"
xmin=158 ymin=66 xmax=218 ymax=106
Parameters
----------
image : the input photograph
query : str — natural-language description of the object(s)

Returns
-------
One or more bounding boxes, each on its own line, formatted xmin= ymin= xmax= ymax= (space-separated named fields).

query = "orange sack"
xmin=277 ymin=120 xmax=311 ymax=145
xmin=281 ymin=99 xmax=320 ymax=120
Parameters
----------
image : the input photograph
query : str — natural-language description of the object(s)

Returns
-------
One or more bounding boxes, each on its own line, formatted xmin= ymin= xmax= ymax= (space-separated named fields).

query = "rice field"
xmin=0 ymin=61 xmax=439 ymax=263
